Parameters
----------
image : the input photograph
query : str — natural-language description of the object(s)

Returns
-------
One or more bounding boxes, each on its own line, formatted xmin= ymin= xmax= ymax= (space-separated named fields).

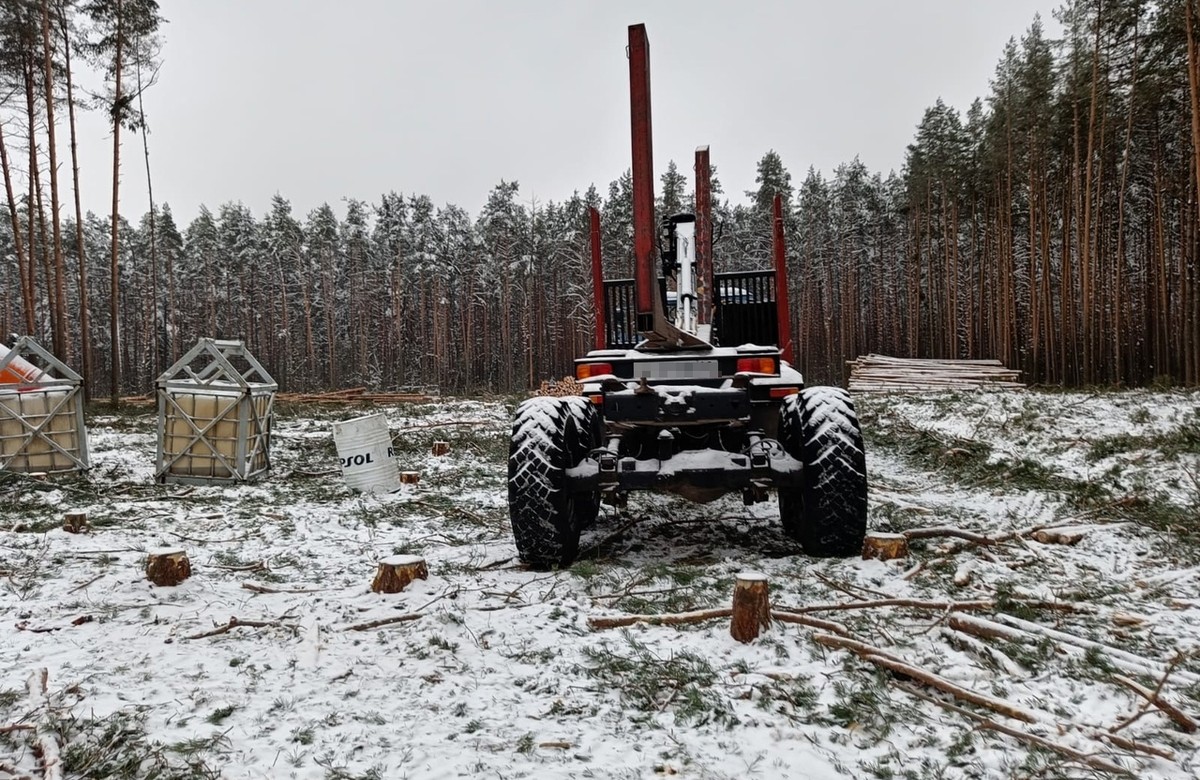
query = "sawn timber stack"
xmin=847 ymin=355 xmax=1025 ymax=392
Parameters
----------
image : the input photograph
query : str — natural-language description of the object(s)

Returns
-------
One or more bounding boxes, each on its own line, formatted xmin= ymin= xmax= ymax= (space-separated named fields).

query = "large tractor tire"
xmin=778 ymin=387 xmax=868 ymax=556
xmin=508 ymin=396 xmax=601 ymax=569
xmin=569 ymin=398 xmax=603 ymax=529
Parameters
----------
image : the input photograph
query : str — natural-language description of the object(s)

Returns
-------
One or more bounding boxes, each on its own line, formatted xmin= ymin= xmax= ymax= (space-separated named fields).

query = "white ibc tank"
xmin=0 ymin=389 xmax=81 ymax=472
xmin=162 ymin=388 xmax=271 ymax=479
xmin=332 ymin=413 xmax=401 ymax=493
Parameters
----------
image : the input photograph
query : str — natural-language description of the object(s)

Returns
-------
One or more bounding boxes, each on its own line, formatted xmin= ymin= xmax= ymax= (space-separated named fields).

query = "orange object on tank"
xmin=0 ymin=342 xmax=45 ymax=385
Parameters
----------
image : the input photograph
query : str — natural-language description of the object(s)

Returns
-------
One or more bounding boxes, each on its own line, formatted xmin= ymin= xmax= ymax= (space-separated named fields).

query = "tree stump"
xmin=371 ymin=555 xmax=428 ymax=594
xmin=431 ymin=441 xmax=450 ymax=457
xmin=62 ymin=511 xmax=89 ymax=534
xmin=400 ymin=471 xmax=420 ymax=485
xmin=146 ymin=548 xmax=191 ymax=586
xmin=862 ymin=532 xmax=909 ymax=561
xmin=730 ymin=572 xmax=771 ymax=643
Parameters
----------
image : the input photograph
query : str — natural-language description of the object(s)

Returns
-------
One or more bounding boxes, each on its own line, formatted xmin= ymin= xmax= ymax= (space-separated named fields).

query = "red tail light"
xmin=736 ymin=357 xmax=777 ymax=374
xmin=576 ymin=362 xmax=613 ymax=380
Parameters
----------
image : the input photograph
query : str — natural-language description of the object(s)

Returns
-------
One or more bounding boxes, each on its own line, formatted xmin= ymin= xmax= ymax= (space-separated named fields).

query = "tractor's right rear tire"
xmin=778 ymin=387 xmax=868 ymax=557
xmin=507 ymin=396 xmax=597 ymax=570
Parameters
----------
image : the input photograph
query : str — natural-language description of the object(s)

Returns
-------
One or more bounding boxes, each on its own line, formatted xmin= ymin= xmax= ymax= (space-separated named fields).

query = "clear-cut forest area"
xmin=3 ymin=2 xmax=1200 ymax=779
xmin=3 ymin=1 xmax=1200 ymax=398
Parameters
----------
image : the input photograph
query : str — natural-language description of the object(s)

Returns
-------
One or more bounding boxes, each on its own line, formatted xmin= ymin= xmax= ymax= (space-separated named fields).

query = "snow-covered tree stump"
xmin=431 ymin=441 xmax=450 ymax=457
xmin=62 ymin=511 xmax=88 ymax=534
xmin=371 ymin=555 xmax=428 ymax=594
xmin=862 ymin=532 xmax=909 ymax=561
xmin=730 ymin=572 xmax=771 ymax=643
xmin=146 ymin=548 xmax=191 ymax=586
xmin=400 ymin=471 xmax=420 ymax=485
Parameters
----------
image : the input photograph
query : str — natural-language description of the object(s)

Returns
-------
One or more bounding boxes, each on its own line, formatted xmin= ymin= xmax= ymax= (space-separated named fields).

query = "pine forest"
xmin=2 ymin=0 xmax=1200 ymax=398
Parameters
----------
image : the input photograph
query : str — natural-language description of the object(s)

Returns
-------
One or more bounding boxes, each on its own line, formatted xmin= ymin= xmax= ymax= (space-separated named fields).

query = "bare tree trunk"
xmin=301 ymin=277 xmax=314 ymax=386
xmin=1080 ymin=0 xmax=1103 ymax=384
xmin=57 ymin=0 xmax=92 ymax=396
xmin=1186 ymin=0 xmax=1200 ymax=383
xmin=134 ymin=42 xmax=160 ymax=378
xmin=109 ymin=0 xmax=124 ymax=406
xmin=25 ymin=57 xmax=54 ymax=346
xmin=323 ymin=262 xmax=335 ymax=389
xmin=39 ymin=0 xmax=67 ymax=361
xmin=0 ymin=120 xmax=34 ymax=336
xmin=1114 ymin=20 xmax=1139 ymax=385
xmin=1028 ymin=129 xmax=1041 ymax=380
xmin=1065 ymin=103 xmax=1079 ymax=383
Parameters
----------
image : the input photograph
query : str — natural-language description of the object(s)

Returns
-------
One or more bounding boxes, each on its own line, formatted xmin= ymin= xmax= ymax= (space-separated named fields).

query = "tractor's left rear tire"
xmin=778 ymin=387 xmax=868 ymax=557
xmin=508 ymin=396 xmax=597 ymax=569
xmin=569 ymin=397 xmax=603 ymax=529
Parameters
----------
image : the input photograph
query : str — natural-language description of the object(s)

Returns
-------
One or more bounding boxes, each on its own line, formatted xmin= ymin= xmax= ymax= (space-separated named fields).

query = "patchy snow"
xmin=0 ymin=390 xmax=1198 ymax=779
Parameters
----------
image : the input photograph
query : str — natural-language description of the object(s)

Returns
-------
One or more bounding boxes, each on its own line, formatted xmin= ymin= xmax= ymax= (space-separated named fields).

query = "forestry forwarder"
xmin=507 ymin=24 xmax=868 ymax=569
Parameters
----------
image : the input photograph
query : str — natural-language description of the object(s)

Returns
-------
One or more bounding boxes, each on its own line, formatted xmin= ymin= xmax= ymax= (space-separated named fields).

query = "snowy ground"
xmin=1 ymin=388 xmax=1198 ymax=779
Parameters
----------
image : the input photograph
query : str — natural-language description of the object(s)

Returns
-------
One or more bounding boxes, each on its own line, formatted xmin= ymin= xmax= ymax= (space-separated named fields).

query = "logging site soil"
xmin=2 ymin=388 xmax=1199 ymax=780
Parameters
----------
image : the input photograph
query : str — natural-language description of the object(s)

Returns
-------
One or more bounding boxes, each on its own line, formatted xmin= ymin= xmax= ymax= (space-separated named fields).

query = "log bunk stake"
xmin=146 ymin=547 xmax=191 ymax=586
xmin=371 ymin=555 xmax=428 ymax=594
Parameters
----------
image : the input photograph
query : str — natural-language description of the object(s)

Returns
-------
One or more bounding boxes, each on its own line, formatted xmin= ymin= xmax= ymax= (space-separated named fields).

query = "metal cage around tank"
xmin=0 ymin=336 xmax=89 ymax=475
xmin=155 ymin=338 xmax=277 ymax=485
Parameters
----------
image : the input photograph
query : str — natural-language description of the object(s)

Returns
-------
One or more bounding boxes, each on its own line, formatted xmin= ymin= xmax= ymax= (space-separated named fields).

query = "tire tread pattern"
xmin=507 ymin=396 xmax=597 ymax=569
xmin=779 ymin=387 xmax=868 ymax=556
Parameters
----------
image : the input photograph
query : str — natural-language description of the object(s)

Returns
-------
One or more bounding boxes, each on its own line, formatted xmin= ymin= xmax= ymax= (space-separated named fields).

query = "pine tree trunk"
xmin=323 ymin=261 xmax=335 ymax=389
xmin=1080 ymin=1 xmax=1103 ymax=384
xmin=134 ymin=50 xmax=161 ymax=378
xmin=301 ymin=279 xmax=315 ymax=388
xmin=1185 ymin=0 xmax=1200 ymax=383
xmin=109 ymin=0 xmax=124 ymax=405
xmin=25 ymin=57 xmax=57 ymax=348
xmin=58 ymin=0 xmax=93 ymax=396
xmin=1114 ymin=21 xmax=1139 ymax=385
xmin=40 ymin=0 xmax=68 ymax=362
xmin=0 ymin=120 xmax=34 ymax=337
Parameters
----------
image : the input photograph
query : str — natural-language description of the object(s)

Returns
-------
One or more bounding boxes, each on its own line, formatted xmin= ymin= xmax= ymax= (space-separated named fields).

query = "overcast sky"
xmin=70 ymin=0 xmax=1063 ymax=224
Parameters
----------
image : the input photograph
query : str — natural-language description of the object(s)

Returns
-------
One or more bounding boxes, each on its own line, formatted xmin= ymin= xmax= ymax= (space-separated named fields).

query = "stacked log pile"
xmin=123 ymin=388 xmax=436 ymax=406
xmin=275 ymin=388 xmax=433 ymax=404
xmin=536 ymin=376 xmax=584 ymax=397
xmin=847 ymin=354 xmax=1025 ymax=392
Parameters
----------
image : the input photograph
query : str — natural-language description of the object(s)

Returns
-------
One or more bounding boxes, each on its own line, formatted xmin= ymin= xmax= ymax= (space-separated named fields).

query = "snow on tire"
xmin=567 ymin=397 xmax=603 ymax=529
xmin=778 ymin=386 xmax=868 ymax=556
xmin=507 ymin=396 xmax=596 ymax=569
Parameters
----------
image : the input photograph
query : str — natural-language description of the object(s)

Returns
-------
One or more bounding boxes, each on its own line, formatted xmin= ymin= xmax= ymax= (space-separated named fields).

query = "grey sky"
xmin=72 ymin=0 xmax=1062 ymax=224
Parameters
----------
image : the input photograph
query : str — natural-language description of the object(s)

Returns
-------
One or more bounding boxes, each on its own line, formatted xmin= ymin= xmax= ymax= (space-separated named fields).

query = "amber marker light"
xmin=576 ymin=362 xmax=614 ymax=380
xmin=735 ymin=357 xmax=777 ymax=374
